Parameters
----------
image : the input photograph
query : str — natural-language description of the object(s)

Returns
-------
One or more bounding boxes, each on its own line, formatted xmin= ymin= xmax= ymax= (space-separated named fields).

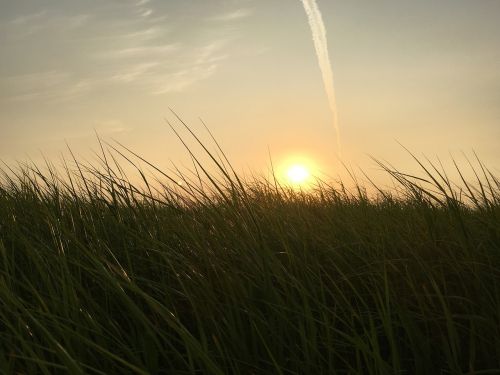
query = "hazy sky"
xmin=1 ymin=0 xmax=499 ymax=181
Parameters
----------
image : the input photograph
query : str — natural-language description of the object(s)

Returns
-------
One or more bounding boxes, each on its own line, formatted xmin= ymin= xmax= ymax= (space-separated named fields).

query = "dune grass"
xmin=0 ymin=121 xmax=499 ymax=374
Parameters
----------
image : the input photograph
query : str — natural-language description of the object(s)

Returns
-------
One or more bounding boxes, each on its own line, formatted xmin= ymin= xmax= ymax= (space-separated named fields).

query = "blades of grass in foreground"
xmin=0 ymin=118 xmax=498 ymax=373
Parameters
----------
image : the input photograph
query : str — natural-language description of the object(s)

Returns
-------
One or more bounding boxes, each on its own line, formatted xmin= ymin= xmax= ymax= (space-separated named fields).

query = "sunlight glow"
xmin=287 ymin=164 xmax=310 ymax=185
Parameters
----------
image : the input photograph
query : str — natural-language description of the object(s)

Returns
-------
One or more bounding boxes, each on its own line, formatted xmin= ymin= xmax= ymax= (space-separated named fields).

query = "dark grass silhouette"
xmin=1 ymin=117 xmax=499 ymax=374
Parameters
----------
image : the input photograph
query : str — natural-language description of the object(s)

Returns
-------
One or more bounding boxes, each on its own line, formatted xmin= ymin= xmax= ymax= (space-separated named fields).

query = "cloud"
xmin=56 ymin=79 xmax=100 ymax=102
xmin=1 ymin=71 xmax=100 ymax=103
xmin=140 ymin=9 xmax=153 ymax=18
xmin=100 ymin=36 xmax=231 ymax=94
xmin=152 ymin=40 xmax=230 ymax=94
xmin=10 ymin=11 xmax=47 ymax=25
xmin=1 ymin=2 xmax=242 ymax=103
xmin=65 ymin=14 xmax=91 ymax=29
xmin=9 ymin=11 xmax=90 ymax=35
xmin=104 ymin=44 xmax=179 ymax=58
xmin=1 ymin=71 xmax=69 ymax=102
xmin=208 ymin=8 xmax=253 ymax=22
xmin=111 ymin=62 xmax=160 ymax=83
xmin=2 ymin=71 xmax=69 ymax=88
xmin=127 ymin=26 xmax=164 ymax=39
xmin=152 ymin=64 xmax=218 ymax=94
xmin=91 ymin=27 xmax=166 ymax=43
xmin=134 ymin=0 xmax=154 ymax=19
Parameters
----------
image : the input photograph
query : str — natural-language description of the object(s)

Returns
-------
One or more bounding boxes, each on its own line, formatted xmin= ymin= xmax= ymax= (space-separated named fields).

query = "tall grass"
xmin=0 ymin=120 xmax=499 ymax=374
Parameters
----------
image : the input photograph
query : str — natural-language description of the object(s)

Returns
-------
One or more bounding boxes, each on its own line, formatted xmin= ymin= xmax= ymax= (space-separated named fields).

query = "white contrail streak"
xmin=300 ymin=0 xmax=341 ymax=156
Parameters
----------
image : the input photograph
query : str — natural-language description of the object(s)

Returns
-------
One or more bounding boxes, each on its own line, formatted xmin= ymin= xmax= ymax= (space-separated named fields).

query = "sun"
xmin=287 ymin=164 xmax=310 ymax=185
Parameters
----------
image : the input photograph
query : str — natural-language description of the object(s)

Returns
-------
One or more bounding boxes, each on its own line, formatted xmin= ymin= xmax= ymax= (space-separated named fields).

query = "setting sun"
xmin=1 ymin=1 xmax=499 ymax=372
xmin=287 ymin=164 xmax=310 ymax=185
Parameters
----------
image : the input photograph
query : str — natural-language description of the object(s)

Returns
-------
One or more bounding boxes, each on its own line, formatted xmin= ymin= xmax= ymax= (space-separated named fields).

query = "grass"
xmin=0 ymin=119 xmax=499 ymax=374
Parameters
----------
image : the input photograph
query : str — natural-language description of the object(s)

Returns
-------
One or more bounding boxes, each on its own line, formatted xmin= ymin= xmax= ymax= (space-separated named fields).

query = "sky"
xmin=1 ymin=0 xmax=499 ymax=184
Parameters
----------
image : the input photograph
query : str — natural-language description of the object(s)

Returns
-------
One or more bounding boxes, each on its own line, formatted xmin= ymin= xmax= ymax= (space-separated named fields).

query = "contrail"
xmin=300 ymin=0 xmax=341 ymax=156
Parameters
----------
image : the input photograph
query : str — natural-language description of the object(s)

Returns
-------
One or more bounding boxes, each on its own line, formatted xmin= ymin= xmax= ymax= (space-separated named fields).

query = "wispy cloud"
xmin=208 ymin=8 xmax=253 ymax=22
xmin=2 ymin=71 xmax=69 ymax=88
xmin=56 ymin=79 xmax=99 ymax=102
xmin=153 ymin=64 xmax=218 ymax=94
xmin=140 ymin=9 xmax=153 ymax=18
xmin=2 ymin=2 xmax=243 ymax=103
xmin=134 ymin=0 xmax=154 ymax=19
xmin=8 ymin=11 xmax=91 ymax=37
xmin=96 ymin=37 xmax=229 ymax=94
xmin=2 ymin=71 xmax=100 ymax=103
xmin=111 ymin=62 xmax=160 ymax=83
xmin=65 ymin=14 xmax=91 ymax=29
xmin=92 ymin=27 xmax=167 ymax=43
xmin=1 ymin=71 xmax=69 ymax=102
xmin=10 ymin=11 xmax=47 ymax=25
xmin=153 ymin=40 xmax=230 ymax=94
xmin=99 ymin=43 xmax=179 ymax=59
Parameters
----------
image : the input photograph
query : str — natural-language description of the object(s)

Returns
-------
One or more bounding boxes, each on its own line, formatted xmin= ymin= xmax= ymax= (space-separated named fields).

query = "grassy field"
xmin=1 ymin=125 xmax=499 ymax=374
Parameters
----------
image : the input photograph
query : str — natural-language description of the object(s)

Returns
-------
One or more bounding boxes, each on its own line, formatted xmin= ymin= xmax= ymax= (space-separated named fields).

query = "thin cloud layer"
xmin=0 ymin=1 xmax=249 ymax=103
xmin=208 ymin=8 xmax=253 ymax=22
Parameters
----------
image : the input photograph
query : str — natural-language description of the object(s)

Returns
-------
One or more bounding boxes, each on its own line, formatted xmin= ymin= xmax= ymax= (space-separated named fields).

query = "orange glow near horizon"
xmin=278 ymin=155 xmax=320 ymax=188
xmin=0 ymin=1 xmax=498 ymax=177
